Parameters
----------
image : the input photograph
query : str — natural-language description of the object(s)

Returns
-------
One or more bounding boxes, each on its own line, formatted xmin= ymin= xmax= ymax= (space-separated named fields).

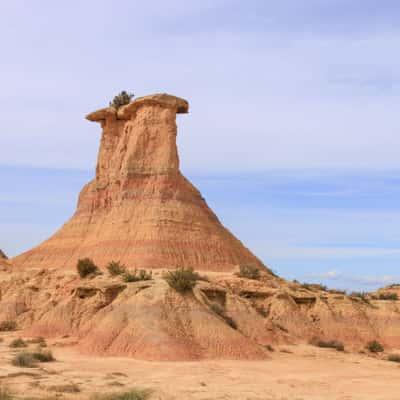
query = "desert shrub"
xmin=310 ymin=337 xmax=344 ymax=351
xmin=109 ymin=91 xmax=134 ymax=109
xmin=9 ymin=338 xmax=27 ymax=348
xmin=366 ymin=340 xmax=384 ymax=353
xmin=122 ymin=269 xmax=152 ymax=283
xmin=11 ymin=352 xmax=38 ymax=368
xmin=0 ymin=385 xmax=13 ymax=400
xmin=77 ymin=258 xmax=99 ymax=278
xmin=31 ymin=350 xmax=55 ymax=362
xmin=378 ymin=293 xmax=398 ymax=300
xmin=163 ymin=267 xmax=199 ymax=293
xmin=388 ymin=354 xmax=400 ymax=363
xmin=238 ymin=265 xmax=260 ymax=280
xmin=107 ymin=261 xmax=127 ymax=277
xmin=91 ymin=388 xmax=152 ymax=400
xmin=0 ymin=320 xmax=17 ymax=332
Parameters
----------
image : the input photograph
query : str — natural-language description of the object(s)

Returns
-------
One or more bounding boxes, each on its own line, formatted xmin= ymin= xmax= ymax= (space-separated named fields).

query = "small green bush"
xmin=9 ymin=338 xmax=27 ymax=348
xmin=163 ymin=267 xmax=199 ymax=293
xmin=310 ymin=337 xmax=344 ymax=351
xmin=378 ymin=293 xmax=398 ymax=300
xmin=122 ymin=269 xmax=152 ymax=283
xmin=0 ymin=385 xmax=13 ymax=400
xmin=11 ymin=352 xmax=38 ymax=368
xmin=388 ymin=354 xmax=400 ymax=363
xmin=77 ymin=258 xmax=99 ymax=278
xmin=0 ymin=320 xmax=17 ymax=332
xmin=91 ymin=388 xmax=152 ymax=400
xmin=238 ymin=265 xmax=260 ymax=280
xmin=32 ymin=350 xmax=55 ymax=362
xmin=366 ymin=340 xmax=384 ymax=353
xmin=107 ymin=261 xmax=127 ymax=277
xmin=109 ymin=91 xmax=134 ymax=109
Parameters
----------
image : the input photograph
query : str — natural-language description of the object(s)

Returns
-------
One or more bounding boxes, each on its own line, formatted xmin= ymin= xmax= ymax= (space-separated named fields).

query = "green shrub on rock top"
xmin=109 ymin=91 xmax=134 ymax=109
xmin=77 ymin=258 xmax=100 ymax=278
xmin=163 ymin=267 xmax=199 ymax=293
xmin=366 ymin=340 xmax=384 ymax=353
xmin=107 ymin=261 xmax=127 ymax=277
xmin=238 ymin=265 xmax=261 ymax=280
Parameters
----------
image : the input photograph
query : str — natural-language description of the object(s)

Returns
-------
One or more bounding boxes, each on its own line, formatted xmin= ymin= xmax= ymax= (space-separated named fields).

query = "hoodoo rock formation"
xmin=13 ymin=94 xmax=265 ymax=272
xmin=1 ymin=94 xmax=399 ymax=361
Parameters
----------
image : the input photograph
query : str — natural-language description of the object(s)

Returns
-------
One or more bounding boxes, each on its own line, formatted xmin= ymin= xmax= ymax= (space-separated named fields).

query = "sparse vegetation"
xmin=0 ymin=320 xmax=17 ymax=332
xmin=350 ymin=291 xmax=370 ymax=304
xmin=122 ymin=269 xmax=152 ymax=283
xmin=377 ymin=293 xmax=398 ymax=300
xmin=9 ymin=338 xmax=27 ymax=348
xmin=310 ymin=337 xmax=344 ymax=351
xmin=107 ymin=261 xmax=127 ymax=277
xmin=11 ymin=350 xmax=55 ymax=368
xmin=163 ymin=267 xmax=199 ymax=293
xmin=0 ymin=385 xmax=12 ymax=400
xmin=238 ymin=265 xmax=260 ymax=280
xmin=12 ymin=352 xmax=38 ymax=368
xmin=31 ymin=350 xmax=55 ymax=362
xmin=366 ymin=340 xmax=384 ymax=353
xmin=91 ymin=388 xmax=152 ymax=400
xmin=77 ymin=258 xmax=100 ymax=278
xmin=109 ymin=91 xmax=135 ymax=109
xmin=388 ymin=354 xmax=400 ymax=363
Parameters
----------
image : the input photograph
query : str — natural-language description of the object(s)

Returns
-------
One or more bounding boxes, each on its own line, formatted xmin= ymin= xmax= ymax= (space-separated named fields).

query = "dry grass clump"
xmin=376 ymin=293 xmax=398 ymax=300
xmin=77 ymin=258 xmax=100 ymax=278
xmin=122 ymin=269 xmax=152 ymax=283
xmin=31 ymin=350 xmax=55 ymax=362
xmin=107 ymin=261 xmax=127 ymax=277
xmin=238 ymin=265 xmax=260 ymax=280
xmin=366 ymin=340 xmax=384 ymax=353
xmin=163 ymin=267 xmax=199 ymax=293
xmin=0 ymin=320 xmax=17 ymax=332
xmin=9 ymin=338 xmax=27 ymax=348
xmin=91 ymin=388 xmax=152 ymax=400
xmin=11 ymin=350 xmax=55 ymax=368
xmin=310 ymin=337 xmax=344 ymax=351
xmin=11 ymin=352 xmax=38 ymax=368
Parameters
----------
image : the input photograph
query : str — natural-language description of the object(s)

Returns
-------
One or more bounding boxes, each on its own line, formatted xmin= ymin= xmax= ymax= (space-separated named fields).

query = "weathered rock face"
xmin=12 ymin=94 xmax=265 ymax=272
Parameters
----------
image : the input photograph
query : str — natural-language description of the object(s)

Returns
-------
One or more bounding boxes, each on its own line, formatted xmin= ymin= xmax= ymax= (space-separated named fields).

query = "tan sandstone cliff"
xmin=13 ymin=94 xmax=265 ymax=272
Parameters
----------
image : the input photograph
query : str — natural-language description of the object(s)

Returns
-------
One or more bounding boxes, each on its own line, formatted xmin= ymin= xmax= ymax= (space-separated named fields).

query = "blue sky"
xmin=1 ymin=1 xmax=399 ymax=290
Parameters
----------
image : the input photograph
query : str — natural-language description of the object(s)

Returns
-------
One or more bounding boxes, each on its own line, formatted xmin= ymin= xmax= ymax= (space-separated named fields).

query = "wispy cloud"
xmin=308 ymin=269 xmax=400 ymax=286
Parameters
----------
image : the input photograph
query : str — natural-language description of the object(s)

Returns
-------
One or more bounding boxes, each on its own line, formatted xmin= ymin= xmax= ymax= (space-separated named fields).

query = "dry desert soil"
xmin=0 ymin=332 xmax=399 ymax=400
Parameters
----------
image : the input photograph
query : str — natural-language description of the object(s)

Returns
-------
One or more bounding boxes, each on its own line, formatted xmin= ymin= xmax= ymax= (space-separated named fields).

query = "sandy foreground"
xmin=0 ymin=333 xmax=399 ymax=400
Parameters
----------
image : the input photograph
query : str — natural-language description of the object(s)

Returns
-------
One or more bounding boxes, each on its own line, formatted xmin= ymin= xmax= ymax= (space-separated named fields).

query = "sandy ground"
xmin=0 ymin=332 xmax=399 ymax=400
